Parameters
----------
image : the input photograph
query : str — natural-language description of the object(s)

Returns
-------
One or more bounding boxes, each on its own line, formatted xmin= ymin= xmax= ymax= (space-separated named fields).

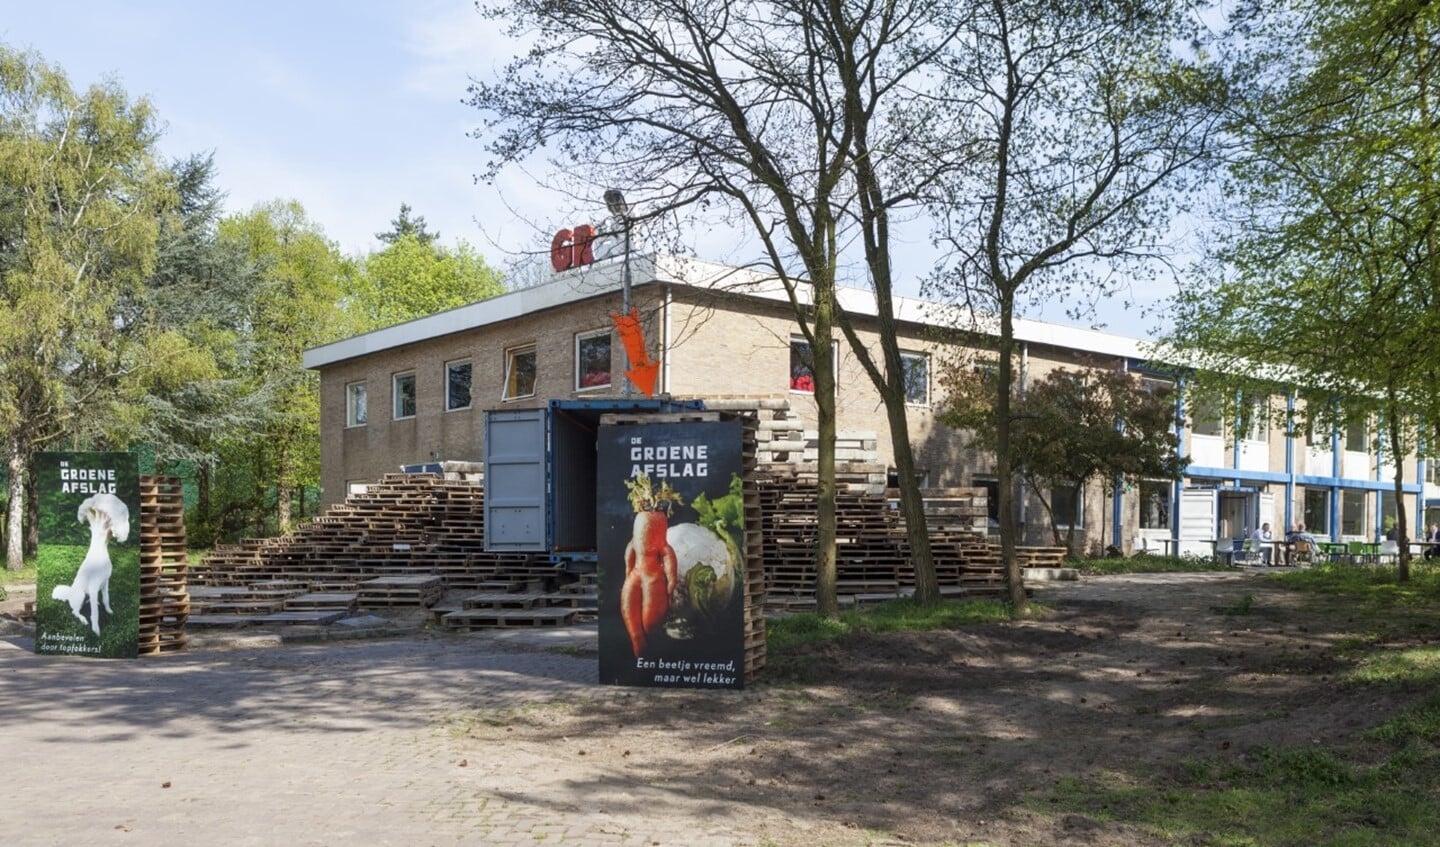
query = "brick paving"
xmin=0 ymin=626 xmax=759 ymax=847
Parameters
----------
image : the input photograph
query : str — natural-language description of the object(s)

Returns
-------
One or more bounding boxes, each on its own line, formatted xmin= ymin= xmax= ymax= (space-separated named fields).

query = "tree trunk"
xmin=1387 ymin=407 xmax=1411 ymax=582
xmin=277 ymin=448 xmax=294 ymax=536
xmin=813 ymin=280 xmax=840 ymax=619
xmin=997 ymin=304 xmax=1028 ymax=613
xmin=6 ymin=442 xmax=25 ymax=570
xmin=23 ymin=462 xmax=38 ymax=558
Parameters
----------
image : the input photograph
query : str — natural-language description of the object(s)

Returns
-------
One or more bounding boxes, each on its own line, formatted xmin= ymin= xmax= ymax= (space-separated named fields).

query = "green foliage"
xmin=1368 ymin=695 xmax=1440 ymax=745
xmin=940 ymin=367 xmax=1186 ymax=546
xmin=1170 ymin=3 xmax=1440 ymax=567
xmin=1269 ymin=562 xmax=1440 ymax=609
xmin=217 ymin=201 xmax=348 ymax=533
xmin=346 ymin=232 xmax=503 ymax=331
xmin=0 ymin=44 xmax=173 ymax=568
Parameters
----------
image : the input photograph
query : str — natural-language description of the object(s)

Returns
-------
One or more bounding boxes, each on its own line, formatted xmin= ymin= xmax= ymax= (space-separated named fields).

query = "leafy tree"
xmin=1170 ymin=1 xmax=1440 ymax=581
xmin=0 ymin=46 xmax=171 ymax=569
xmin=346 ymin=234 xmax=504 ymax=330
xmin=468 ymin=0 xmax=958 ymax=614
xmin=924 ymin=0 xmax=1223 ymax=609
xmin=125 ymin=153 xmax=270 ymax=546
xmin=218 ymin=201 xmax=349 ymax=535
xmin=941 ymin=365 xmax=1186 ymax=551
xmin=376 ymin=203 xmax=439 ymax=246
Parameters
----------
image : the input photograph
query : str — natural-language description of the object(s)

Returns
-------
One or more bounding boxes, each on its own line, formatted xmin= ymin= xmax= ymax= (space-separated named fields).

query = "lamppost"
xmin=604 ymin=188 xmax=633 ymax=397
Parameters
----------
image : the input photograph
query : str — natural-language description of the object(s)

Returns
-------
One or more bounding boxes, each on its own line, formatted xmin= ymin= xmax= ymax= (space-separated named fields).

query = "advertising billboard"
xmin=597 ymin=419 xmax=746 ymax=689
xmin=33 ymin=452 xmax=141 ymax=659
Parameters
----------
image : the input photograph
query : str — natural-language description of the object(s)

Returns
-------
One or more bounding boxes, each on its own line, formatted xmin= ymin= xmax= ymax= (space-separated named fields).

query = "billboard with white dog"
xmin=34 ymin=452 xmax=141 ymax=659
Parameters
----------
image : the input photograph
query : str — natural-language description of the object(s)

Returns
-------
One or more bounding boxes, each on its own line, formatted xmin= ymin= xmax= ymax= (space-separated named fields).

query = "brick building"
xmin=303 ymin=252 xmax=1429 ymax=555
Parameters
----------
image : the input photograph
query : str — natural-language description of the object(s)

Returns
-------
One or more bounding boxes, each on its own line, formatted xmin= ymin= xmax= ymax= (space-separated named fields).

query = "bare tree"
xmin=924 ymin=0 xmax=1223 ymax=610
xmin=467 ymin=0 xmax=967 ymax=611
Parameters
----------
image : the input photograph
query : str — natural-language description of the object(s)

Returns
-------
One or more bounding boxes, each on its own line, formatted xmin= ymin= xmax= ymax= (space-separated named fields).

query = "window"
xmin=1140 ymin=376 xmax=1174 ymax=396
xmin=1190 ymin=399 xmax=1224 ymax=437
xmin=789 ymin=338 xmax=817 ymax=392
xmin=1051 ymin=483 xmax=1083 ymax=528
xmin=1138 ymin=480 xmax=1171 ymax=530
xmin=392 ymin=372 xmax=416 ymax=419
xmin=575 ymin=330 xmax=612 ymax=391
xmin=973 ymin=477 xmax=1000 ymax=532
xmin=1381 ymin=492 xmax=1398 ymax=537
xmin=1241 ymin=395 xmax=1269 ymax=441
xmin=1341 ymin=489 xmax=1367 ymax=536
xmin=504 ymin=345 xmax=537 ymax=400
xmin=446 ymin=360 xmax=472 ymax=411
xmin=1345 ymin=419 xmax=1368 ymax=453
xmin=900 ymin=352 xmax=929 ymax=406
xmin=345 ymin=382 xmax=367 ymax=427
xmin=1303 ymin=487 xmax=1329 ymax=535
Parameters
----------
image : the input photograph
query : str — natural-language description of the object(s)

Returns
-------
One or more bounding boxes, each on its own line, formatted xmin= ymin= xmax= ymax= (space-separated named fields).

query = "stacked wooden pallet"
xmin=755 ymin=470 xmax=1028 ymax=608
xmin=198 ymin=473 xmax=555 ymax=598
xmin=138 ymin=476 xmax=189 ymax=654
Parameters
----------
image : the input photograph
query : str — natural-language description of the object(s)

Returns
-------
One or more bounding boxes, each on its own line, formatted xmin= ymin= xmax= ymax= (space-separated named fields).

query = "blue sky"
xmin=3 ymin=1 xmax=560 ymax=262
xmin=4 ymin=3 xmax=1180 ymax=335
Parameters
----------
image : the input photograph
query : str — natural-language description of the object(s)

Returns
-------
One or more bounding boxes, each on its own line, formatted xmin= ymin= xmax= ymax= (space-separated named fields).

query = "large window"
xmin=1138 ymin=480 xmax=1171 ymax=530
xmin=789 ymin=338 xmax=816 ymax=393
xmin=446 ymin=360 xmax=472 ymax=411
xmin=900 ymin=352 xmax=929 ymax=406
xmin=1190 ymin=399 xmax=1224 ymax=437
xmin=575 ymin=330 xmax=612 ymax=391
xmin=1341 ymin=489 xmax=1367 ymax=536
xmin=1303 ymin=487 xmax=1329 ymax=535
xmin=392 ymin=371 xmax=416 ymax=420
xmin=1241 ymin=394 xmax=1269 ymax=442
xmin=1345 ymin=419 xmax=1368 ymax=452
xmin=345 ymin=382 xmax=367 ymax=427
xmin=504 ymin=345 xmax=537 ymax=400
xmin=1051 ymin=483 xmax=1083 ymax=528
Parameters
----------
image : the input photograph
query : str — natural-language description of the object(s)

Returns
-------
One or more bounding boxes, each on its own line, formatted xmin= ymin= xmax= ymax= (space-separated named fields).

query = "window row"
xmin=344 ymin=331 xmax=615 ymax=427
xmin=788 ymin=338 xmax=931 ymax=406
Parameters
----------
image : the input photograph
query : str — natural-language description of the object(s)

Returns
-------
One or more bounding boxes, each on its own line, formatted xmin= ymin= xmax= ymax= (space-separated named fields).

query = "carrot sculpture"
xmin=621 ymin=473 xmax=683 ymax=657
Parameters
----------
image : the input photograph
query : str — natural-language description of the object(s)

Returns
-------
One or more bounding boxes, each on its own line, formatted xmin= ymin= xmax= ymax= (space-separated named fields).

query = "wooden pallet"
xmin=441 ymin=607 xmax=578 ymax=630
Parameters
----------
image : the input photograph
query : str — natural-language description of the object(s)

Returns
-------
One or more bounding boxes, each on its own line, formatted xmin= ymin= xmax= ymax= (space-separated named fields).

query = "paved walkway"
xmin=1 ymin=622 xmax=749 ymax=847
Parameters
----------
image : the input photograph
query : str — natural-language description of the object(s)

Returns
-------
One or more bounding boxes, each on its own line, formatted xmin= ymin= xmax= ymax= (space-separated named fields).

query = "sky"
xmin=4 ymin=2 xmax=1183 ymax=336
xmin=3 ymin=2 xmax=561 ymax=260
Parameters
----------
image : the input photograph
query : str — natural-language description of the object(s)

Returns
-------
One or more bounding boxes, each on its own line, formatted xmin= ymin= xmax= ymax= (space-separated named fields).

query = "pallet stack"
xmin=195 ymin=472 xmax=566 ymax=625
xmin=138 ymin=476 xmax=189 ymax=654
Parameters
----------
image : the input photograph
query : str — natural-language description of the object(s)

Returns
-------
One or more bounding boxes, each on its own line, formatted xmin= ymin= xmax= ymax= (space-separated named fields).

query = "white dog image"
xmin=51 ymin=492 xmax=130 ymax=636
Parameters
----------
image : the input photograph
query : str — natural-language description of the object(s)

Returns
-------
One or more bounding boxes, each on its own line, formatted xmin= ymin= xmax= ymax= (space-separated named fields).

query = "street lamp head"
xmin=604 ymin=188 xmax=629 ymax=218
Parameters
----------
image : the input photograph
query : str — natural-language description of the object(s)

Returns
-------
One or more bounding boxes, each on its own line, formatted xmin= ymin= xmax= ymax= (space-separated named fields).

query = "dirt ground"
xmin=454 ymin=571 xmax=1416 ymax=846
xmin=2 ymin=571 xmax=1419 ymax=845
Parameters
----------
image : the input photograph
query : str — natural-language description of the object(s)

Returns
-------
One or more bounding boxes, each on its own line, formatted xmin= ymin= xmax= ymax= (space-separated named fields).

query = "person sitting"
xmin=1250 ymin=522 xmax=1275 ymax=565
xmin=1286 ymin=522 xmax=1319 ymax=563
xmin=1426 ymin=524 xmax=1440 ymax=561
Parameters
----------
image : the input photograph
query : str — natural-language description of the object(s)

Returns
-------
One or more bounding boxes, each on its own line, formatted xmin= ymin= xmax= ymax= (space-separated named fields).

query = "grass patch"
xmin=1072 ymin=552 xmax=1235 ymax=575
xmin=767 ymin=596 xmax=1020 ymax=652
xmin=1040 ymin=742 xmax=1440 ymax=846
xmin=1269 ymin=562 xmax=1440 ymax=608
xmin=1 ymin=561 xmax=39 ymax=586
xmin=1211 ymin=593 xmax=1257 ymax=616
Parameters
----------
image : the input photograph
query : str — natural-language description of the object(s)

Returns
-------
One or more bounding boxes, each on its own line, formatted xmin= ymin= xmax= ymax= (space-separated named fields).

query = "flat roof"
xmin=303 ymin=252 xmax=1152 ymax=369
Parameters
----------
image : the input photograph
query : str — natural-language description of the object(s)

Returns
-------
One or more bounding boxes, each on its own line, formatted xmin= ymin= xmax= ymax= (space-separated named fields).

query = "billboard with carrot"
xmin=597 ymin=418 xmax=745 ymax=688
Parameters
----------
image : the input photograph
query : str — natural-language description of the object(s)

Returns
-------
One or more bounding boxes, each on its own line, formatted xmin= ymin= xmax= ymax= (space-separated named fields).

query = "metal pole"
xmin=622 ymin=215 xmax=632 ymax=398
